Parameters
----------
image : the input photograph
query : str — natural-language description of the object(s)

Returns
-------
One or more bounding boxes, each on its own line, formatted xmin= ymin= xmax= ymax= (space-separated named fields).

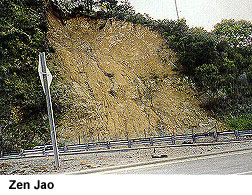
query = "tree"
xmin=213 ymin=19 xmax=252 ymax=48
xmin=0 ymin=0 xmax=55 ymax=152
xmin=214 ymin=19 xmax=252 ymax=100
xmin=195 ymin=64 xmax=219 ymax=91
xmin=176 ymin=27 xmax=217 ymax=75
xmin=214 ymin=19 xmax=252 ymax=72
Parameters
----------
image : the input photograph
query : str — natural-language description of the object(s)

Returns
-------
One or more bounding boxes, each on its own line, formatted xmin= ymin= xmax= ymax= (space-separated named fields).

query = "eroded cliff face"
xmin=47 ymin=11 xmax=227 ymax=143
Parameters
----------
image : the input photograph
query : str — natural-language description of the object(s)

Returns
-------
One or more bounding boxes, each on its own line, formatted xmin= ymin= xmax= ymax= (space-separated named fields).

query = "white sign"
xmin=38 ymin=54 xmax=53 ymax=93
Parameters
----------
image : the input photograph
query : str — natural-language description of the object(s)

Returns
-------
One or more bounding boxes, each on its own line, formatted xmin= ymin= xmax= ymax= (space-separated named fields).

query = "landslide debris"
xmin=46 ymin=11 xmax=228 ymax=144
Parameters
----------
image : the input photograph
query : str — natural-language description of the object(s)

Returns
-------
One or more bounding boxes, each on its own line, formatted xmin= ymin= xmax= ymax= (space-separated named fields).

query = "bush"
xmin=195 ymin=64 xmax=219 ymax=90
xmin=225 ymin=114 xmax=252 ymax=130
xmin=176 ymin=28 xmax=217 ymax=75
xmin=0 ymin=0 xmax=53 ymax=152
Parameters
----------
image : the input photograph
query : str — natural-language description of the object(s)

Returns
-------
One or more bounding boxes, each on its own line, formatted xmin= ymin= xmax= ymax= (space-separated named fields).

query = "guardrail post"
xmin=192 ymin=134 xmax=196 ymax=144
xmin=171 ymin=135 xmax=176 ymax=145
xmin=42 ymin=145 xmax=46 ymax=156
xmin=19 ymin=149 xmax=24 ymax=157
xmin=85 ymin=143 xmax=89 ymax=151
xmin=63 ymin=144 xmax=67 ymax=153
xmin=106 ymin=141 xmax=111 ymax=149
xmin=213 ymin=124 xmax=218 ymax=142
xmin=234 ymin=130 xmax=240 ymax=140
xmin=150 ymin=138 xmax=153 ymax=146
xmin=213 ymin=131 xmax=218 ymax=142
xmin=128 ymin=139 xmax=132 ymax=148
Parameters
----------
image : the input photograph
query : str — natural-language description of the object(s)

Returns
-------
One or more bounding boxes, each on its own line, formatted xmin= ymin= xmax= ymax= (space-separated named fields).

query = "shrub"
xmin=195 ymin=64 xmax=219 ymax=91
xmin=0 ymin=0 xmax=54 ymax=152
xmin=225 ymin=114 xmax=252 ymax=130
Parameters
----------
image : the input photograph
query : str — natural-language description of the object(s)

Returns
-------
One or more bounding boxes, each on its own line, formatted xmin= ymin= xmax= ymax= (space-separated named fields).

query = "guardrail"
xmin=1 ymin=129 xmax=252 ymax=159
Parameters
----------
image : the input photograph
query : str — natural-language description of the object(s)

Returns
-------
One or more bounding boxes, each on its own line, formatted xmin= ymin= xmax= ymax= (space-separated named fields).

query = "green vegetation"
xmin=0 ymin=0 xmax=64 ymax=154
xmin=161 ymin=19 xmax=252 ymax=130
xmin=225 ymin=114 xmax=252 ymax=131
xmin=1 ymin=0 xmax=251 ymax=153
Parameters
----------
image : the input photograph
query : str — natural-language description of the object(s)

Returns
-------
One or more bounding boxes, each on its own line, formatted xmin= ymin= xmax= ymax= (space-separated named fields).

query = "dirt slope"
xmin=46 ymin=11 xmax=227 ymax=144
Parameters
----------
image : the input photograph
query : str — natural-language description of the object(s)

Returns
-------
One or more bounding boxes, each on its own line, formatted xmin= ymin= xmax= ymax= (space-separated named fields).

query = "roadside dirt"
xmin=1 ymin=141 xmax=251 ymax=175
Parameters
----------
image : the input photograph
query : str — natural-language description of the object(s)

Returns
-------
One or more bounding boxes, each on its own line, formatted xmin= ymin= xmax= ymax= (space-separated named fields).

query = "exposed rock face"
xmin=47 ymin=11 xmax=227 ymax=144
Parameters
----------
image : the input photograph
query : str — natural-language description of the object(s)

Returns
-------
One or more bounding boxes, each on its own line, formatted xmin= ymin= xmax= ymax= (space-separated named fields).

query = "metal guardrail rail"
xmin=1 ymin=129 xmax=252 ymax=159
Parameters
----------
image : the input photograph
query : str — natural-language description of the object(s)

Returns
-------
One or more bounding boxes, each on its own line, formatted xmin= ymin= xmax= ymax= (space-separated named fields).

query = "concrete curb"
xmin=66 ymin=147 xmax=252 ymax=175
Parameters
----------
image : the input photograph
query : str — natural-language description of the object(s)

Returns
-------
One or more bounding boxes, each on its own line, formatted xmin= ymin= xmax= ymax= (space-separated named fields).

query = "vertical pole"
xmin=63 ymin=143 xmax=67 ymax=153
xmin=234 ymin=130 xmax=240 ymax=140
xmin=42 ymin=144 xmax=46 ymax=156
xmin=150 ymin=137 xmax=153 ymax=146
xmin=40 ymin=52 xmax=60 ymax=168
xmin=128 ymin=139 xmax=132 ymax=148
xmin=85 ymin=143 xmax=89 ymax=151
xmin=174 ymin=0 xmax=180 ymax=19
xmin=192 ymin=134 xmax=196 ymax=144
xmin=171 ymin=134 xmax=176 ymax=145
xmin=214 ymin=124 xmax=218 ymax=142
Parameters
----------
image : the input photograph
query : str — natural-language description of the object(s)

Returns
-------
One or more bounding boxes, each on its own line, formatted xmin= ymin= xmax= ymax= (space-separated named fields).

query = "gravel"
xmin=1 ymin=141 xmax=252 ymax=175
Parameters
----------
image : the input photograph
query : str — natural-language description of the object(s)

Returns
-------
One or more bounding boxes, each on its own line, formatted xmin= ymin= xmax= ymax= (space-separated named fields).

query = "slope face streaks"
xmin=46 ymin=12 xmax=227 ymax=144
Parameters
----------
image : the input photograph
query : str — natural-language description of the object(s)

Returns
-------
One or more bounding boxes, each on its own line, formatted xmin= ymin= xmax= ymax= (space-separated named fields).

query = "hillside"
xmin=46 ymin=11 xmax=227 ymax=144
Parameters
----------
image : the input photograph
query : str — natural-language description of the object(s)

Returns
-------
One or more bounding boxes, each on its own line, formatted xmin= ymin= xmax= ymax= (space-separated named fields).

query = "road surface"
xmin=103 ymin=149 xmax=252 ymax=175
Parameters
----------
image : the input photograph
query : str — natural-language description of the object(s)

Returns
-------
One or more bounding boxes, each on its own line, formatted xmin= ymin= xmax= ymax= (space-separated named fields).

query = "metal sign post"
xmin=38 ymin=52 xmax=60 ymax=168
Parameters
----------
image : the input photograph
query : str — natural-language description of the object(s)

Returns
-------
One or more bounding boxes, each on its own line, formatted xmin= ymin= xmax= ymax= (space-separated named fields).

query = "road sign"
xmin=38 ymin=52 xmax=60 ymax=168
xmin=38 ymin=54 xmax=52 ymax=93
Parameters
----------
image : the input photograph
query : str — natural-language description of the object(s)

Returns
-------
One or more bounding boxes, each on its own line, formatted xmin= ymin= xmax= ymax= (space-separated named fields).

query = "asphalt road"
xmin=103 ymin=150 xmax=252 ymax=175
